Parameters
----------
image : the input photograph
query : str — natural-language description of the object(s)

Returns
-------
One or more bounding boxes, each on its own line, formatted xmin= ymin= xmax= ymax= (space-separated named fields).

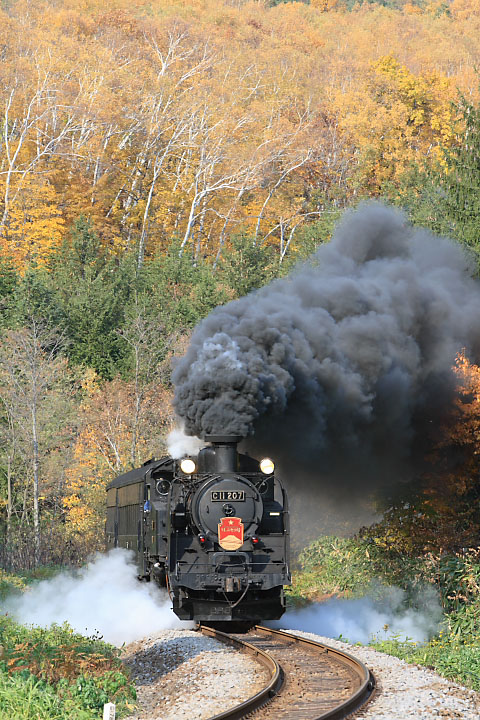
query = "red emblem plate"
xmin=218 ymin=517 xmax=244 ymax=550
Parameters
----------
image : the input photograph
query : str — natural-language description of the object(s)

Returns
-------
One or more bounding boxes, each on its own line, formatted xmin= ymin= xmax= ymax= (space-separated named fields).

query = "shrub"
xmin=288 ymin=534 xmax=429 ymax=605
xmin=434 ymin=549 xmax=480 ymax=612
xmin=0 ymin=572 xmax=27 ymax=601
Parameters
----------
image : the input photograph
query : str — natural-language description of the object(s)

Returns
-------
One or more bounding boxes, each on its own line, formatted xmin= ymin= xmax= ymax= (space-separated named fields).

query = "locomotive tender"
xmin=106 ymin=435 xmax=290 ymax=624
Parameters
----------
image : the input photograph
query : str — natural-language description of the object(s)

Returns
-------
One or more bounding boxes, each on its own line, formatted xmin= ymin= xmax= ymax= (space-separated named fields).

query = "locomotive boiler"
xmin=106 ymin=435 xmax=290 ymax=625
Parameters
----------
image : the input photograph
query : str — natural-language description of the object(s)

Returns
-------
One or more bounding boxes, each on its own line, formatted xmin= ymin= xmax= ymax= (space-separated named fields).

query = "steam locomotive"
xmin=106 ymin=435 xmax=290 ymax=625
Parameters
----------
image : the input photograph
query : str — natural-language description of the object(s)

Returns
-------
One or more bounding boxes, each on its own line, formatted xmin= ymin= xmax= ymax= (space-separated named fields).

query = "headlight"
xmin=180 ymin=458 xmax=196 ymax=474
xmin=260 ymin=458 xmax=274 ymax=474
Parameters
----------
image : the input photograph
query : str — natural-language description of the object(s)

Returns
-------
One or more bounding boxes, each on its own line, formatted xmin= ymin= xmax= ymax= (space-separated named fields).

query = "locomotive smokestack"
xmin=201 ymin=435 xmax=243 ymax=473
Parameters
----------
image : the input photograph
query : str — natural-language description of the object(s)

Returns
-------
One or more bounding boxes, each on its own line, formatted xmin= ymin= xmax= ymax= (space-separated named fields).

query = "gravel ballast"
xmin=121 ymin=628 xmax=480 ymax=719
xmin=288 ymin=630 xmax=480 ymax=720
xmin=121 ymin=628 xmax=269 ymax=720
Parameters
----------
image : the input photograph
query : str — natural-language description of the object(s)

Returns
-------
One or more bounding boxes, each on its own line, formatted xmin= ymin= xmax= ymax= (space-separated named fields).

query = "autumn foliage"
xmin=365 ymin=351 xmax=480 ymax=556
xmin=0 ymin=0 xmax=478 ymax=270
xmin=424 ymin=351 xmax=480 ymax=549
xmin=63 ymin=373 xmax=175 ymax=551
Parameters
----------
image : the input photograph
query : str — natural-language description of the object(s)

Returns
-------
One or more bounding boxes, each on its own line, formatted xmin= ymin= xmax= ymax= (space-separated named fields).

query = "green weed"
xmin=0 ymin=618 xmax=136 ymax=718
xmin=0 ymin=671 xmax=66 ymax=720
xmin=287 ymin=534 xmax=427 ymax=606
xmin=370 ymin=628 xmax=480 ymax=691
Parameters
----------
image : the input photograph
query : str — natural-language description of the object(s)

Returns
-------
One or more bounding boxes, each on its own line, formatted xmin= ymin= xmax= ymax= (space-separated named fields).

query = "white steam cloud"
xmin=3 ymin=549 xmax=191 ymax=645
xmin=167 ymin=425 xmax=205 ymax=459
xmin=274 ymin=587 xmax=442 ymax=645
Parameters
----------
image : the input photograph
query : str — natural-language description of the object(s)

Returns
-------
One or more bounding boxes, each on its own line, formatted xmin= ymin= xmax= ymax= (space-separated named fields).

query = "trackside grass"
xmin=369 ymin=628 xmax=480 ymax=691
xmin=0 ymin=617 xmax=136 ymax=719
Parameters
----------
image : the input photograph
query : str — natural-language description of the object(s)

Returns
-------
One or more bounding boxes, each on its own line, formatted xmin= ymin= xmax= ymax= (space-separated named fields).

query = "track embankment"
xmin=121 ymin=626 xmax=480 ymax=719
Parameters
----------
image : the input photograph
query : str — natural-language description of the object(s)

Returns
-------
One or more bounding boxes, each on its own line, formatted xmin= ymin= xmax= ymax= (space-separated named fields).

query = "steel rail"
xmin=199 ymin=624 xmax=283 ymax=719
xmin=255 ymin=626 xmax=376 ymax=719
xmin=200 ymin=624 xmax=376 ymax=720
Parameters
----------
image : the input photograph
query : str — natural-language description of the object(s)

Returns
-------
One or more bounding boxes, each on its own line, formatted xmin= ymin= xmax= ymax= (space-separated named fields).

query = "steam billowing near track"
xmin=172 ymin=203 xmax=480 ymax=494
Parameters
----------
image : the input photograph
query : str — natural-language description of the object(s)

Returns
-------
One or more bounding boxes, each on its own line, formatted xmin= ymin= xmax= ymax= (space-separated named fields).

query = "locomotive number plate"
xmin=211 ymin=490 xmax=245 ymax=501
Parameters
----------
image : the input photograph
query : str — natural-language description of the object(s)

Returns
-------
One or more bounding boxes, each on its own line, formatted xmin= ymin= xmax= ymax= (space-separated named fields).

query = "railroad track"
xmin=200 ymin=625 xmax=376 ymax=720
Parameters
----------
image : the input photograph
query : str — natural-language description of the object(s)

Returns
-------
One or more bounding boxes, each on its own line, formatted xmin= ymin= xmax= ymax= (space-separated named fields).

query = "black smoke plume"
xmin=172 ymin=203 xmax=480 ymax=495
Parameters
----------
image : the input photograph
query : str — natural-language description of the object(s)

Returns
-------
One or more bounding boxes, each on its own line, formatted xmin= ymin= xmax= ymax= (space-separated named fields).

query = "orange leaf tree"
xmin=367 ymin=351 xmax=480 ymax=555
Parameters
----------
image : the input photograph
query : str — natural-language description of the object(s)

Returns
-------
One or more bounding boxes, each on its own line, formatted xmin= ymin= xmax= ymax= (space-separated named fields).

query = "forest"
xmin=0 ymin=0 xmax=480 ymax=567
xmin=1 ymin=1 xmax=480 ymax=713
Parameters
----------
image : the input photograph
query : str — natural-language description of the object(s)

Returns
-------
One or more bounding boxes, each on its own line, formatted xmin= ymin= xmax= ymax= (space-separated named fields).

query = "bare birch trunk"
xmin=32 ymin=402 xmax=40 ymax=566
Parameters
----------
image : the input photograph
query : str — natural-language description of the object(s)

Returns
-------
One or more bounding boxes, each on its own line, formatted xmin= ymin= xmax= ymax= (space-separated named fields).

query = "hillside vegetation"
xmin=0 ymin=0 xmax=479 ymax=574
xmin=0 ymin=0 xmax=479 ymax=268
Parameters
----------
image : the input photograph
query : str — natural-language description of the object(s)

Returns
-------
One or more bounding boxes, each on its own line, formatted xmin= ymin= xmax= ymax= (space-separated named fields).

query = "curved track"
xmin=200 ymin=625 xmax=376 ymax=720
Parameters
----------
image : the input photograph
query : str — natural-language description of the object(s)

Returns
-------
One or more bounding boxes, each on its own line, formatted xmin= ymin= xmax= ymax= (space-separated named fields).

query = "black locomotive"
xmin=106 ymin=435 xmax=290 ymax=625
